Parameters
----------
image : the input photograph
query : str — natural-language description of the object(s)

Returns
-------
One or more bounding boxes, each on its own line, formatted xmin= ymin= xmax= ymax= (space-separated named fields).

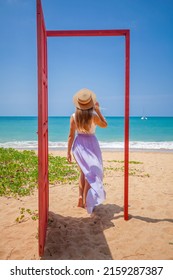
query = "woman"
xmin=67 ymin=88 xmax=107 ymax=214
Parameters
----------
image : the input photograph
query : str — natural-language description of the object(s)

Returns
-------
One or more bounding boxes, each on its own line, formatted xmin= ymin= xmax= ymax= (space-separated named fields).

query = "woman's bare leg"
xmin=83 ymin=179 xmax=91 ymax=208
xmin=78 ymin=170 xmax=85 ymax=207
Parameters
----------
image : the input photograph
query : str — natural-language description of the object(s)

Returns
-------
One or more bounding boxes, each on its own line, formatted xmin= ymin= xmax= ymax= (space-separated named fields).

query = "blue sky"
xmin=0 ymin=0 xmax=173 ymax=116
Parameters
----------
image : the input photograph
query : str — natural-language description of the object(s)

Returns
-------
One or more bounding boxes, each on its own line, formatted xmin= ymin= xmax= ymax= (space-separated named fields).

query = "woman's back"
xmin=72 ymin=112 xmax=96 ymax=134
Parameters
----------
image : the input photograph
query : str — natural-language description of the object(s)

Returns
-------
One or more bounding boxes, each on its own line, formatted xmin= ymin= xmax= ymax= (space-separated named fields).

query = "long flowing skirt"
xmin=72 ymin=133 xmax=106 ymax=214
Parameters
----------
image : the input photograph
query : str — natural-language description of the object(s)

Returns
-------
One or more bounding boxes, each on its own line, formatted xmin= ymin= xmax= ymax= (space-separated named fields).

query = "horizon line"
xmin=0 ymin=115 xmax=173 ymax=118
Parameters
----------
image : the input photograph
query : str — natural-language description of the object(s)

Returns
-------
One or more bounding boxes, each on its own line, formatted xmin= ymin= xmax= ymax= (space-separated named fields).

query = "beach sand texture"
xmin=0 ymin=151 xmax=173 ymax=260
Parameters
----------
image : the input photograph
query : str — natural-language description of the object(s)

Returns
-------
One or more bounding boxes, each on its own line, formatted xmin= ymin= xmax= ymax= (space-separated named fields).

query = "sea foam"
xmin=0 ymin=141 xmax=173 ymax=150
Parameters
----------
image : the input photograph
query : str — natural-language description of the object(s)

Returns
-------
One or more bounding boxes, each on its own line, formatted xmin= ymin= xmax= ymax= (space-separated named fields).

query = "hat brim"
xmin=73 ymin=90 xmax=96 ymax=110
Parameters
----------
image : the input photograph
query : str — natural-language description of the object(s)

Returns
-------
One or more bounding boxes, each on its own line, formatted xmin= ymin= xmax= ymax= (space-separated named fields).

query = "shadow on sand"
xmin=41 ymin=204 xmax=123 ymax=260
xmin=114 ymin=214 xmax=173 ymax=224
xmin=41 ymin=203 xmax=173 ymax=260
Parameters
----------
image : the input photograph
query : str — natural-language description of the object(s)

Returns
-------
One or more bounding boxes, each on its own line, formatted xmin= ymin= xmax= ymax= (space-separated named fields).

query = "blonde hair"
xmin=75 ymin=108 xmax=93 ymax=133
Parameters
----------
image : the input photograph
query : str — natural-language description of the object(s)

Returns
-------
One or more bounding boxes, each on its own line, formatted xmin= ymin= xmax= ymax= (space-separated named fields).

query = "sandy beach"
xmin=0 ymin=150 xmax=173 ymax=260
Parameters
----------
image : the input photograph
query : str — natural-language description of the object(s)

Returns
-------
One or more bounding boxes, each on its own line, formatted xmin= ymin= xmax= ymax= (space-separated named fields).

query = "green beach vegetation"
xmin=105 ymin=159 xmax=150 ymax=177
xmin=0 ymin=148 xmax=150 ymax=198
xmin=0 ymin=148 xmax=79 ymax=197
xmin=15 ymin=207 xmax=38 ymax=223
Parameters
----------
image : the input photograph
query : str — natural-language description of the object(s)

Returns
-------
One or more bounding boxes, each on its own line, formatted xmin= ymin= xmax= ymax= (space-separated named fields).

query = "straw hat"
xmin=73 ymin=88 xmax=96 ymax=110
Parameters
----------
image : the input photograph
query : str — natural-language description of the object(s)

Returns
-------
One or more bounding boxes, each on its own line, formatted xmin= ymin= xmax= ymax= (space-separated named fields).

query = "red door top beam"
xmin=46 ymin=29 xmax=129 ymax=37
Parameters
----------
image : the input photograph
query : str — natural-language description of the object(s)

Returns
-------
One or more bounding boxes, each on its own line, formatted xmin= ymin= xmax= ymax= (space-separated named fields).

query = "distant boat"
xmin=141 ymin=108 xmax=147 ymax=120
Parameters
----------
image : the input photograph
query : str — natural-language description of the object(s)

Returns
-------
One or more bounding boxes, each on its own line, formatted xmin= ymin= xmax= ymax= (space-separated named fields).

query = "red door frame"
xmin=37 ymin=0 xmax=130 ymax=257
xmin=37 ymin=0 xmax=49 ymax=257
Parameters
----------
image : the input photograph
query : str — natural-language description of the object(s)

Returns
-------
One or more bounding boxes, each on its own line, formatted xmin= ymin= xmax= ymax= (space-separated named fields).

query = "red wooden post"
xmin=37 ymin=0 xmax=49 ymax=257
xmin=124 ymin=30 xmax=130 ymax=220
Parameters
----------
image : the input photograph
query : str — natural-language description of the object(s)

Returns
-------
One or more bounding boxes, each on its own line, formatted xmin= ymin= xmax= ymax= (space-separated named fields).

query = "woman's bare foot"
xmin=77 ymin=196 xmax=84 ymax=208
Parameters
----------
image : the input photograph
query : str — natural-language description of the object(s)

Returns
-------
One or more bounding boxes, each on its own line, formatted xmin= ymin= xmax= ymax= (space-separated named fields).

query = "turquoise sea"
xmin=0 ymin=116 xmax=173 ymax=150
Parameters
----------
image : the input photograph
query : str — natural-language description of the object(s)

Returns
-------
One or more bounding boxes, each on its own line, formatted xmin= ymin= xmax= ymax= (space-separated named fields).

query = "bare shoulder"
xmin=70 ymin=114 xmax=76 ymax=128
xmin=70 ymin=114 xmax=74 ymax=122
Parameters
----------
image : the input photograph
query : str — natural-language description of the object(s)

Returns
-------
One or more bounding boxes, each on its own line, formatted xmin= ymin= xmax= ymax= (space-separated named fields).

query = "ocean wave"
xmin=0 ymin=141 xmax=173 ymax=150
xmin=0 ymin=141 xmax=38 ymax=149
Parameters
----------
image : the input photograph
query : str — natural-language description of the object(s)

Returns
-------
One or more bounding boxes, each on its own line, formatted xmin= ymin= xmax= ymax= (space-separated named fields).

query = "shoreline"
xmin=1 ymin=146 xmax=173 ymax=154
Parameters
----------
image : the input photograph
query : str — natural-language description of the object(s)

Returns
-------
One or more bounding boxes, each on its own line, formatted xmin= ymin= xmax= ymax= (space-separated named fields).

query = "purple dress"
xmin=72 ymin=123 xmax=106 ymax=214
